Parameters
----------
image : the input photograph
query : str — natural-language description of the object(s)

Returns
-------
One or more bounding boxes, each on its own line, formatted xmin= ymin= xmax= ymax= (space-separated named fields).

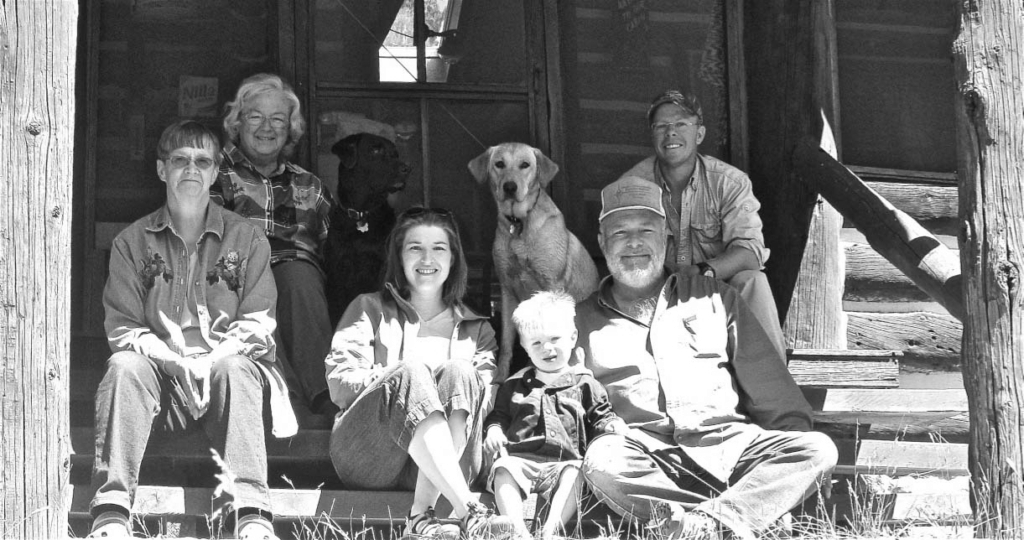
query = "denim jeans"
xmin=728 ymin=270 xmax=786 ymax=363
xmin=330 ymin=359 xmax=486 ymax=490
xmin=272 ymin=260 xmax=333 ymax=407
xmin=583 ymin=429 xmax=837 ymax=539
xmin=89 ymin=351 xmax=273 ymax=517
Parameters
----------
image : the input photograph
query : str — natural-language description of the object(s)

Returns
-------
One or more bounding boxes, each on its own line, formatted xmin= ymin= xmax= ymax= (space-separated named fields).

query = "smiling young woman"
xmin=324 ymin=206 xmax=515 ymax=539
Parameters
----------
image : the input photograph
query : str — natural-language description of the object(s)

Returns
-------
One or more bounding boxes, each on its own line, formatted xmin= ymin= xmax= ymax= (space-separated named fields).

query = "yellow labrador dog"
xmin=469 ymin=143 xmax=599 ymax=381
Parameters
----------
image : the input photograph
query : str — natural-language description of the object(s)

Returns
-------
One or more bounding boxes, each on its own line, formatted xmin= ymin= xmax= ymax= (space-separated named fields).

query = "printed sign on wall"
xmin=179 ymin=76 xmax=219 ymax=118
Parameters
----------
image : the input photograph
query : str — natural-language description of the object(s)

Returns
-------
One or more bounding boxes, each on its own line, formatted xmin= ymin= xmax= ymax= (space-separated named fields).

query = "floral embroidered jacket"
xmin=103 ymin=203 xmax=297 ymax=437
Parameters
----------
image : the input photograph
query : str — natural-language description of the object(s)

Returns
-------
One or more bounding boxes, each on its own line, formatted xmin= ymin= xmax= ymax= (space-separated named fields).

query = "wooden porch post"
xmin=0 ymin=1 xmax=77 ymax=537
xmin=743 ymin=0 xmax=844 ymax=348
xmin=953 ymin=0 xmax=1024 ymax=533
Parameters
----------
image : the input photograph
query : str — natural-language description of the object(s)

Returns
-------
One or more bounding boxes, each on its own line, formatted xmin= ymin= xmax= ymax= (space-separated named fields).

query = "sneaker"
xmin=88 ymin=510 xmax=131 ymax=538
xmin=647 ymin=501 xmax=722 ymax=540
xmin=460 ymin=500 xmax=517 ymax=539
xmin=405 ymin=507 xmax=461 ymax=540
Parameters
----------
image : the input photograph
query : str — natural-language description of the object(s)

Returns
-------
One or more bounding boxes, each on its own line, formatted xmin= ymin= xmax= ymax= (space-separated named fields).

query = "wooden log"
xmin=787 ymin=349 xmax=899 ymax=388
xmin=847 ymin=311 xmax=960 ymax=366
xmin=0 ymin=2 xmax=77 ymax=536
xmin=845 ymin=242 xmax=939 ymax=303
xmin=793 ymin=139 xmax=964 ymax=321
xmin=953 ymin=0 xmax=1024 ymax=532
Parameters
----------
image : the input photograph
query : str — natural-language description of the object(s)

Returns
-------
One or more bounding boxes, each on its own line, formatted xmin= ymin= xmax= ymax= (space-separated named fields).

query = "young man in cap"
xmin=575 ymin=176 xmax=837 ymax=540
xmin=618 ymin=90 xmax=786 ymax=360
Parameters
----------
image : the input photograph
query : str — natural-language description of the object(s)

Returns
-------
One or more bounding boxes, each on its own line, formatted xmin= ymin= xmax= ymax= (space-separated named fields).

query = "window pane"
xmin=315 ymin=0 xmax=527 ymax=86
xmin=836 ymin=0 xmax=957 ymax=172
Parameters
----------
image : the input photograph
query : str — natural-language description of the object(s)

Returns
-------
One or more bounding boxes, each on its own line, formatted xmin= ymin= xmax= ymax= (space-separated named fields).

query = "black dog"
xmin=324 ymin=133 xmax=410 ymax=326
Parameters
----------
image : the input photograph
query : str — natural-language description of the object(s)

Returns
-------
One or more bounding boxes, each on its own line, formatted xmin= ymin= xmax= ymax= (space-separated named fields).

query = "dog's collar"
xmin=338 ymin=205 xmax=372 ymax=233
xmin=503 ymin=214 xmax=523 ymax=236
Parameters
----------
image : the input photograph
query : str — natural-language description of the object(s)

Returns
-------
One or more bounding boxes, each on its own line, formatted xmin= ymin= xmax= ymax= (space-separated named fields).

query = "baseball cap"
xmin=647 ymin=90 xmax=703 ymax=125
xmin=599 ymin=176 xmax=665 ymax=221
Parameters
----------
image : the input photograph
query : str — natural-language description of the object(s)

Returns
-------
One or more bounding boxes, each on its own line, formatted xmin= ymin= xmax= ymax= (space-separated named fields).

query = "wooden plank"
xmin=847 ymin=311 xmax=961 ymax=363
xmin=845 ymin=242 xmax=935 ymax=303
xmin=834 ymin=439 xmax=968 ymax=477
xmin=789 ymin=360 xmax=898 ymax=388
xmin=788 ymin=349 xmax=900 ymax=388
xmin=817 ymin=389 xmax=967 ymax=413
xmin=792 ymin=140 xmax=964 ymax=321
xmin=847 ymin=165 xmax=957 ymax=186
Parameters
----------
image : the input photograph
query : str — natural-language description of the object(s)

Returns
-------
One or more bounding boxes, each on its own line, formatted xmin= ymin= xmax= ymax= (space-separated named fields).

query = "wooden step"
xmin=787 ymin=349 xmax=900 ymax=388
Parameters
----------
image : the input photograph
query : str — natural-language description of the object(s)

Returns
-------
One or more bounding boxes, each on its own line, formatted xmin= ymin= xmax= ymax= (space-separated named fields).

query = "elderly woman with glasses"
xmin=211 ymin=73 xmax=336 ymax=415
xmin=325 ymin=207 xmax=514 ymax=540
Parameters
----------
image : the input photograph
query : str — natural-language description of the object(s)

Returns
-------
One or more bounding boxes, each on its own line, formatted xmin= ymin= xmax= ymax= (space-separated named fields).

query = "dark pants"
xmin=272 ymin=260 xmax=332 ymax=407
xmin=330 ymin=360 xmax=486 ymax=490
xmin=89 ymin=351 xmax=272 ymax=516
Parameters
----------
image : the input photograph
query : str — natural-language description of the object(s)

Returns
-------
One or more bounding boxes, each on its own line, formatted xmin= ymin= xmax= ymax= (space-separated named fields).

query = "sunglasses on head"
xmin=401 ymin=207 xmax=454 ymax=221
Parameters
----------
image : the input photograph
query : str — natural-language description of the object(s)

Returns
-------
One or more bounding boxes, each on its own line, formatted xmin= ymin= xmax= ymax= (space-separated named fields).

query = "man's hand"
xmin=605 ymin=418 xmax=629 ymax=434
xmin=483 ymin=425 xmax=509 ymax=458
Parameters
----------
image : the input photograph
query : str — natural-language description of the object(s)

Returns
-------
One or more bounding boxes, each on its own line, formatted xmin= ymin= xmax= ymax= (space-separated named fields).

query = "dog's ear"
xmin=533 ymin=147 xmax=560 ymax=188
xmin=467 ymin=147 xmax=494 ymax=184
xmin=332 ymin=134 xmax=362 ymax=170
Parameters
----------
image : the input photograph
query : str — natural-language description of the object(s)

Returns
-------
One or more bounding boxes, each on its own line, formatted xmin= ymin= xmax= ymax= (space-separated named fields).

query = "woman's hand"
xmin=483 ymin=425 xmax=508 ymax=458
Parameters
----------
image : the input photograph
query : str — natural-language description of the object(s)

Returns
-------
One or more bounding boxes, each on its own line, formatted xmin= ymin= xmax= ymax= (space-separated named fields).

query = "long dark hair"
xmin=382 ymin=207 xmax=468 ymax=307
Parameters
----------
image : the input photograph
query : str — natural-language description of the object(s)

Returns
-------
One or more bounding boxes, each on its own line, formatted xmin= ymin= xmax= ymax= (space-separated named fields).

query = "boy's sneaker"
xmin=460 ymin=500 xmax=516 ymax=539
xmin=405 ymin=507 xmax=461 ymax=540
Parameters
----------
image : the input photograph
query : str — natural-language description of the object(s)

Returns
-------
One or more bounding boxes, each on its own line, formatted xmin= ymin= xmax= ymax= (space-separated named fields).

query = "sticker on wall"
xmin=179 ymin=76 xmax=219 ymax=118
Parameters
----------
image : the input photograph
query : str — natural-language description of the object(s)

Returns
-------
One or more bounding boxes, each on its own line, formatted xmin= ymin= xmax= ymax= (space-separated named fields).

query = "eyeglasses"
xmin=243 ymin=112 xmax=289 ymax=130
xmin=651 ymin=120 xmax=700 ymax=134
xmin=165 ymin=155 xmax=216 ymax=171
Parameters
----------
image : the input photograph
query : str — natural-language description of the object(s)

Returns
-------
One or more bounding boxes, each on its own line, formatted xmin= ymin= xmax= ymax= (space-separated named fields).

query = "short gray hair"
xmin=222 ymin=73 xmax=305 ymax=158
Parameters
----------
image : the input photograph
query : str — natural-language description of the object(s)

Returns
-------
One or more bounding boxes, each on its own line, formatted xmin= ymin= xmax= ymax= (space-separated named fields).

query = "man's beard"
xmin=608 ymin=251 xmax=666 ymax=290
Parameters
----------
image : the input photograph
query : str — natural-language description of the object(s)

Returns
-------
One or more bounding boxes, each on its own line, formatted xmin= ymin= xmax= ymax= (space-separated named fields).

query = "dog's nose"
xmin=503 ymin=182 xmax=517 ymax=196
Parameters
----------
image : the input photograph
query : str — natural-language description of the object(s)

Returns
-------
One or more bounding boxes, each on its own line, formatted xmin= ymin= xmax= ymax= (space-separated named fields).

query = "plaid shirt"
xmin=620 ymin=154 xmax=769 ymax=271
xmin=211 ymin=144 xmax=334 ymax=272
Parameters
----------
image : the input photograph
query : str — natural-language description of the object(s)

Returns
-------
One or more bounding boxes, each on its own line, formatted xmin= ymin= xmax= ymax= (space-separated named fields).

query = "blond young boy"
xmin=483 ymin=291 xmax=627 ymax=539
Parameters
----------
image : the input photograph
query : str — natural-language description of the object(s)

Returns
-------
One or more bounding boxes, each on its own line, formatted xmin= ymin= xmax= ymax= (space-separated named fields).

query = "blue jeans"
xmin=583 ymin=430 xmax=837 ymax=539
xmin=272 ymin=260 xmax=332 ymax=407
xmin=728 ymin=270 xmax=786 ymax=362
xmin=329 ymin=360 xmax=487 ymax=490
xmin=89 ymin=351 xmax=272 ymax=516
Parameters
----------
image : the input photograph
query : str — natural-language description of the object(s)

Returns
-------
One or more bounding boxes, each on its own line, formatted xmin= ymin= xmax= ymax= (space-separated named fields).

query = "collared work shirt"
xmin=620 ymin=154 xmax=769 ymax=270
xmin=103 ymin=204 xmax=297 ymax=437
xmin=484 ymin=367 xmax=621 ymax=461
xmin=211 ymin=144 xmax=333 ymax=272
xmin=575 ymin=273 xmax=811 ymax=481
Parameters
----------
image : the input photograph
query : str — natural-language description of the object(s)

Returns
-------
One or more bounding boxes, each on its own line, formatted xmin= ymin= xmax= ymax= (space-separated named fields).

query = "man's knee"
xmin=728 ymin=269 xmax=768 ymax=291
xmin=210 ymin=355 xmax=261 ymax=385
xmin=436 ymin=359 xmax=481 ymax=385
xmin=104 ymin=351 xmax=154 ymax=380
xmin=799 ymin=431 xmax=839 ymax=474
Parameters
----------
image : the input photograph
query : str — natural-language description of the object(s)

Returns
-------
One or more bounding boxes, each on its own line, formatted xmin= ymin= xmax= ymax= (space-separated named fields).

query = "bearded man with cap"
xmin=575 ymin=176 xmax=837 ymax=540
xmin=618 ymin=90 xmax=786 ymax=361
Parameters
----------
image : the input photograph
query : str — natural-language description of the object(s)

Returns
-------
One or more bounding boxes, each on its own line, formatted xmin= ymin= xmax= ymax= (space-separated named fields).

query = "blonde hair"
xmin=512 ymin=291 xmax=577 ymax=337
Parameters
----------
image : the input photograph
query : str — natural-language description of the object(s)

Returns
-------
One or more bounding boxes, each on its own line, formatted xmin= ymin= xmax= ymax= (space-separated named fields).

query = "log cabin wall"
xmin=558 ymin=0 xmax=733 ymax=254
xmin=832 ymin=0 xmax=961 ymax=388
xmin=71 ymin=0 xmax=279 ymax=405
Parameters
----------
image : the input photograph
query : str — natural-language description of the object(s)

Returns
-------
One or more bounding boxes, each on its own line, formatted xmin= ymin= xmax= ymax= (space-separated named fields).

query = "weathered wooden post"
xmin=952 ymin=0 xmax=1024 ymax=534
xmin=0 ymin=1 xmax=77 ymax=536
xmin=744 ymin=0 xmax=845 ymax=348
